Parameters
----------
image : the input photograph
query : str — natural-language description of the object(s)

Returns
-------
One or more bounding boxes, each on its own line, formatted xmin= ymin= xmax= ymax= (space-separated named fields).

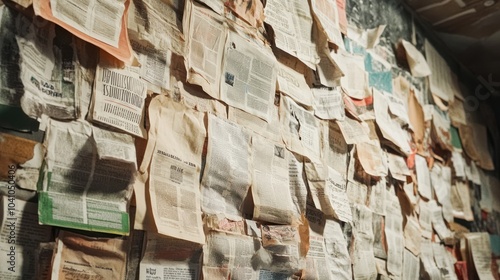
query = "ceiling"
xmin=404 ymin=0 xmax=500 ymax=84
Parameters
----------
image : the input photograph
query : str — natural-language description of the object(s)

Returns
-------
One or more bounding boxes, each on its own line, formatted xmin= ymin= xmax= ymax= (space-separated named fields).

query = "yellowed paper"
xmin=143 ymin=95 xmax=206 ymax=244
xmin=51 ymin=231 xmax=128 ymax=279
xmin=400 ymin=40 xmax=431 ymax=77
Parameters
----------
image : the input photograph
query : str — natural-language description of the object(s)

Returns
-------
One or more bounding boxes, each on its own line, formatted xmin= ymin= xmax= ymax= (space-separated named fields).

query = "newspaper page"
xmin=356 ymin=139 xmax=388 ymax=177
xmin=385 ymin=193 xmax=404 ymax=278
xmin=336 ymin=116 xmax=371 ymax=144
xmin=310 ymin=0 xmax=344 ymax=47
xmin=419 ymin=200 xmax=433 ymax=239
xmin=184 ymin=1 xmax=226 ymax=98
xmin=91 ymin=63 xmax=147 ymax=138
xmin=16 ymin=14 xmax=79 ymax=120
xmin=420 ymin=239 xmax=442 ymax=279
xmin=415 ymin=155 xmax=432 ymax=200
xmin=280 ymin=95 xmax=322 ymax=163
xmin=324 ymin=219 xmax=352 ymax=280
xmin=0 ymin=5 xmax=40 ymax=132
xmin=404 ymin=215 xmax=422 ymax=256
xmin=33 ymin=0 xmax=135 ymax=64
xmin=431 ymin=164 xmax=454 ymax=223
xmin=127 ymin=0 xmax=184 ymax=56
xmin=324 ymin=121 xmax=349 ymax=175
xmin=139 ymin=232 xmax=202 ymax=280
xmin=201 ymin=114 xmax=251 ymax=220
xmin=264 ymin=0 xmax=320 ymax=67
xmin=144 ymin=95 xmax=205 ymax=244
xmin=220 ymin=30 xmax=277 ymax=122
xmin=51 ymin=231 xmax=128 ymax=280
xmin=403 ymin=248 xmax=420 ymax=280
xmin=424 ymin=40 xmax=457 ymax=103
xmin=432 ymin=242 xmax=458 ymax=280
xmin=305 ymin=163 xmax=352 ymax=222
xmin=400 ymin=40 xmax=431 ymax=78
xmin=48 ymin=0 xmax=125 ymax=47
xmin=276 ymin=62 xmax=313 ymax=108
xmin=252 ymin=134 xmax=298 ymax=225
xmin=387 ymin=153 xmax=410 ymax=181
xmin=203 ymin=232 xmax=257 ymax=279
xmin=39 ymin=119 xmax=135 ymax=235
xmin=451 ymin=181 xmax=474 ymax=221
xmin=0 ymin=196 xmax=52 ymax=279
xmin=312 ymin=87 xmax=345 ymax=121
xmin=288 ymin=152 xmax=308 ymax=218
xmin=351 ymin=204 xmax=378 ymax=280
xmin=466 ymin=233 xmax=495 ymax=280
xmin=373 ymin=89 xmax=411 ymax=155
